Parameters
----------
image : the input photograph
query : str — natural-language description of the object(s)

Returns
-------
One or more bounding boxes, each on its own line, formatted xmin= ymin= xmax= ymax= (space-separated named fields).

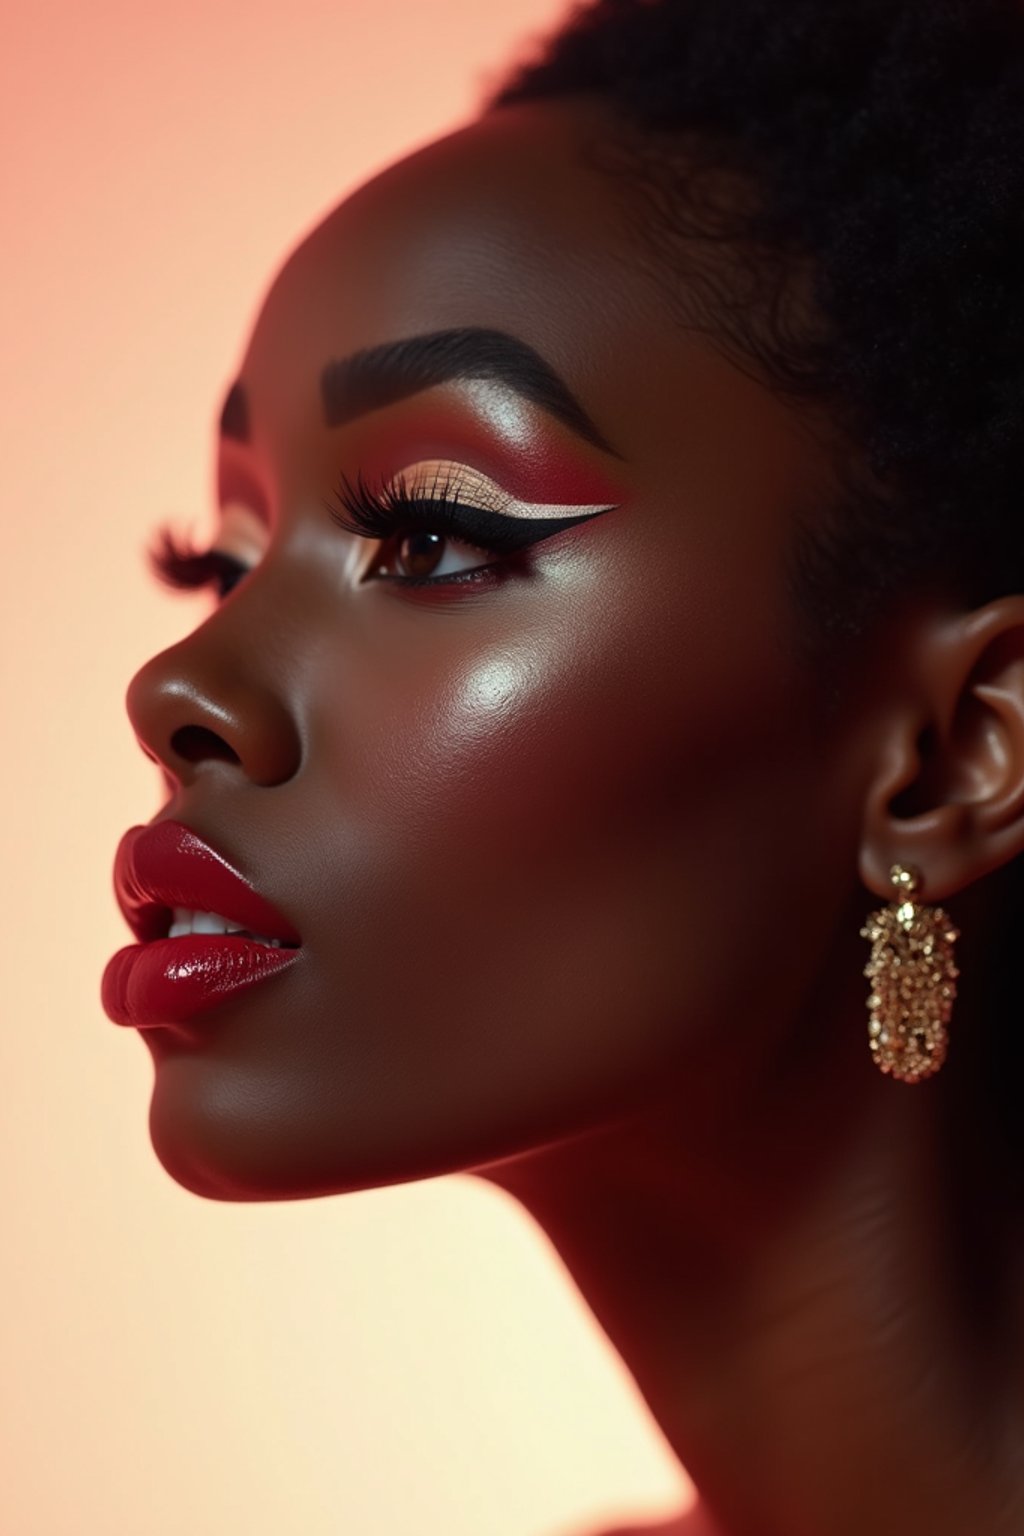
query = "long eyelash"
xmin=325 ymin=465 xmax=502 ymax=555
xmin=323 ymin=466 xmax=601 ymax=557
xmin=147 ymin=523 xmax=248 ymax=597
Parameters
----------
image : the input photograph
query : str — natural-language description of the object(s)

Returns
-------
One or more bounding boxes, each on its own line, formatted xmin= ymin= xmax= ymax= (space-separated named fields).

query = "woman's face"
xmin=109 ymin=96 xmax=877 ymax=1200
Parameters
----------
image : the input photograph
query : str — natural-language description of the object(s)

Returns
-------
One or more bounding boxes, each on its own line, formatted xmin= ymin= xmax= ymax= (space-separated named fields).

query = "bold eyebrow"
xmin=218 ymin=381 xmax=250 ymax=442
xmin=319 ymin=327 xmax=622 ymax=458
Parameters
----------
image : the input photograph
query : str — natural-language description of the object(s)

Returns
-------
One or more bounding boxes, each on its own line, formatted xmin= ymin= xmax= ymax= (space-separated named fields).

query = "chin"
xmin=141 ymin=1040 xmax=559 ymax=1205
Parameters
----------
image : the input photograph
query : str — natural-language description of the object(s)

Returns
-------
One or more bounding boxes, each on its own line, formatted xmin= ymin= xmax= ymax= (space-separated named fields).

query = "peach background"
xmin=1 ymin=3 xmax=693 ymax=1534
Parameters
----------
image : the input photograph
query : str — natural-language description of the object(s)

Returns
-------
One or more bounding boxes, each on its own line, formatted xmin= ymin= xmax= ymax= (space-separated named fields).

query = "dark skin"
xmin=120 ymin=96 xmax=1024 ymax=1536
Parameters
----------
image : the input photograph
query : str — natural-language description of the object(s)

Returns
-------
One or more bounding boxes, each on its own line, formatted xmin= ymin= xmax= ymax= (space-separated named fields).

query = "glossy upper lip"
xmin=113 ymin=819 xmax=302 ymax=946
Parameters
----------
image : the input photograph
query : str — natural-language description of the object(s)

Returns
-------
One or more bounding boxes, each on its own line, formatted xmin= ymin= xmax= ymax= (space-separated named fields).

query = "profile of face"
xmin=104 ymin=95 xmax=881 ymax=1203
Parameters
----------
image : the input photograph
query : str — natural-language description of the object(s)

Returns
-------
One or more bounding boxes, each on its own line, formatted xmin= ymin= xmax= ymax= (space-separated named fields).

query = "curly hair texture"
xmin=488 ymin=0 xmax=1024 ymax=1176
xmin=489 ymin=0 xmax=1024 ymax=658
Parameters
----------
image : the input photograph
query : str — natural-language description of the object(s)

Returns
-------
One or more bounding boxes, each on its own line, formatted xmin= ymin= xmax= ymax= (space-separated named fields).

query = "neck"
xmin=476 ymin=991 xmax=1024 ymax=1536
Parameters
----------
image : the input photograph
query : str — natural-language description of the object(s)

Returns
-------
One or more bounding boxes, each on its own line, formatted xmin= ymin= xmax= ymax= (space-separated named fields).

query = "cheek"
xmin=144 ymin=534 xmax=828 ymax=1202
xmin=296 ymin=552 xmax=814 ymax=1139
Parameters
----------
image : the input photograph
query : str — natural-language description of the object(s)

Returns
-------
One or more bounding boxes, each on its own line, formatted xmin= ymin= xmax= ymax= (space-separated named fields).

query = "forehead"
xmin=243 ymin=98 xmax=656 ymax=401
xmin=240 ymin=96 xmax=833 ymax=507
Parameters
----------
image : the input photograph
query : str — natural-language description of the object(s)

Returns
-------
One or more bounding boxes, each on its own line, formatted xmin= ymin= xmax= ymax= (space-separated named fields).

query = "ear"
xmin=859 ymin=595 xmax=1024 ymax=901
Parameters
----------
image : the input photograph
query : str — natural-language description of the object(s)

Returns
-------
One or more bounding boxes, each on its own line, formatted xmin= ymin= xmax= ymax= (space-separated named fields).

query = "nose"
xmin=125 ymin=629 xmax=303 ymax=790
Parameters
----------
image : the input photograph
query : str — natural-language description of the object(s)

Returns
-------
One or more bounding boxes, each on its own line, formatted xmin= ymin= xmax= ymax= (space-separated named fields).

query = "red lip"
xmin=112 ymin=819 xmax=301 ymax=946
xmin=101 ymin=820 xmax=301 ymax=1030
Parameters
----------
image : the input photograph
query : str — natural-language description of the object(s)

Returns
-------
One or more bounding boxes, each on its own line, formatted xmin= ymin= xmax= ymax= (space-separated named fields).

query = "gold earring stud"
xmin=860 ymin=864 xmax=959 ymax=1083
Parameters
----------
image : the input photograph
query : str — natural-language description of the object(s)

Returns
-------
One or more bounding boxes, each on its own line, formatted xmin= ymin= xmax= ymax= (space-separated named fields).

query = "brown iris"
xmin=397 ymin=530 xmax=445 ymax=578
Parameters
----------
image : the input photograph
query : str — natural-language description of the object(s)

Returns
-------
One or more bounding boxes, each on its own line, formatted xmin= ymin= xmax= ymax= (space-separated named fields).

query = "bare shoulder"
xmin=564 ymin=1505 xmax=717 ymax=1536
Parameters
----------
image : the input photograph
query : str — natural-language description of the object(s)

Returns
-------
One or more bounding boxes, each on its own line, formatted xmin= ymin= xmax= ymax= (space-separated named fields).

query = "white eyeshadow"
xmin=394 ymin=459 xmax=615 ymax=521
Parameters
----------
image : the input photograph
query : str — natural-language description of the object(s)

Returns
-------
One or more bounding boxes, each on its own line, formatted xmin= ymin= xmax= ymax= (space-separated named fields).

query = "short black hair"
xmin=487 ymin=0 xmax=1024 ymax=663
xmin=487 ymin=0 xmax=1024 ymax=1181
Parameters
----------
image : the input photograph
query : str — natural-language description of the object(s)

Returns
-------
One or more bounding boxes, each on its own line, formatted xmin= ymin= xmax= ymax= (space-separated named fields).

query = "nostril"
xmin=170 ymin=725 xmax=242 ymax=765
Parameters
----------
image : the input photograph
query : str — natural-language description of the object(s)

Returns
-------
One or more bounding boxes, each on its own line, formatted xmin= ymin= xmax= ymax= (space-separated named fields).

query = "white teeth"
xmin=167 ymin=907 xmax=282 ymax=946
xmin=193 ymin=910 xmax=230 ymax=935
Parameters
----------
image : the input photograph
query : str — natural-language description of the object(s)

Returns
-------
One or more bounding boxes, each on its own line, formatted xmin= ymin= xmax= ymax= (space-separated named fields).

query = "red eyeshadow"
xmin=340 ymin=397 xmax=627 ymax=508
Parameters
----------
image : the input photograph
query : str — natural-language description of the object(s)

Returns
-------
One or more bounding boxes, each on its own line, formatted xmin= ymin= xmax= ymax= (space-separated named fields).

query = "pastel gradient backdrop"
xmin=2 ymin=3 xmax=694 ymax=1534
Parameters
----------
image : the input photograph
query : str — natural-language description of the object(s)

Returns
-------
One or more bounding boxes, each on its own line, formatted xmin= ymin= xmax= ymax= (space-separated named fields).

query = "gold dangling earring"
xmin=860 ymin=864 xmax=960 ymax=1083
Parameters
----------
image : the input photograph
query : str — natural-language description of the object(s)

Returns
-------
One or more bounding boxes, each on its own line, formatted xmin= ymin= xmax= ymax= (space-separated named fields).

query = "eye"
xmin=148 ymin=530 xmax=252 ymax=598
xmin=147 ymin=504 xmax=267 ymax=599
xmin=375 ymin=527 xmax=494 ymax=582
xmin=324 ymin=462 xmax=617 ymax=589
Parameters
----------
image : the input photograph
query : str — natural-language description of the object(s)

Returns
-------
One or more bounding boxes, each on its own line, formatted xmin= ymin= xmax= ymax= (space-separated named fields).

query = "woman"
xmin=100 ymin=1 xmax=1024 ymax=1531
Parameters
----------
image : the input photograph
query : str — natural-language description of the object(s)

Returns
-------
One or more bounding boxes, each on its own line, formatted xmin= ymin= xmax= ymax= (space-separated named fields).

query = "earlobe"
xmin=858 ymin=595 xmax=1024 ymax=902
xmin=858 ymin=726 xmax=971 ymax=898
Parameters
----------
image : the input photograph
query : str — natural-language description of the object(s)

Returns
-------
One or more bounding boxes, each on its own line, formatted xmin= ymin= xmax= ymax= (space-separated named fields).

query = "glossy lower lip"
xmin=102 ymin=934 xmax=300 ymax=1029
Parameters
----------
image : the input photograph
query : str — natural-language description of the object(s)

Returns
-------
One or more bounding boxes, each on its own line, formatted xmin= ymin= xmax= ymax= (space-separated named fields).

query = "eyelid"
xmin=323 ymin=456 xmax=619 ymax=590
xmin=393 ymin=458 xmax=617 ymax=521
xmin=213 ymin=501 xmax=269 ymax=564
xmin=327 ymin=463 xmax=617 ymax=573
